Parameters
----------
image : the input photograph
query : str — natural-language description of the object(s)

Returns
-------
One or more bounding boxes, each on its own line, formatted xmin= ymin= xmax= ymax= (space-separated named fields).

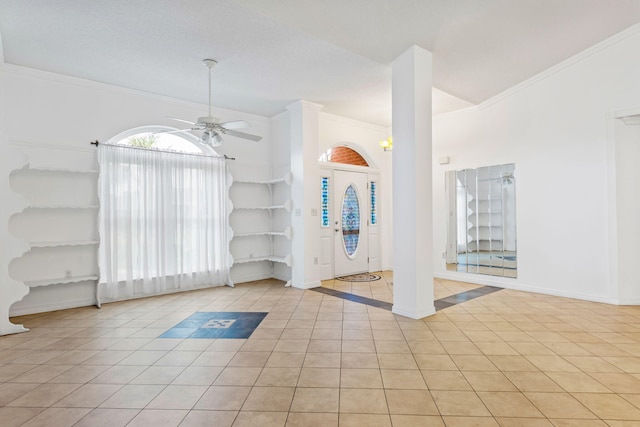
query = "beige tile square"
xmin=7 ymin=383 xmax=81 ymax=407
xmin=290 ymin=387 xmax=339 ymax=413
xmin=213 ymin=367 xmax=262 ymax=386
xmin=407 ymin=340 xmax=447 ymax=354
xmin=280 ymin=329 xmax=313 ymax=340
xmin=89 ymin=365 xmax=147 ymax=384
xmin=191 ymin=351 xmax=236 ymax=366
xmin=286 ymin=412 xmax=338 ymax=427
xmin=0 ymin=407 xmax=44 ymax=427
xmin=562 ymin=356 xmax=622 ymax=373
xmin=130 ymin=366 xmax=184 ymax=384
xmin=274 ymin=340 xmax=310 ymax=353
xmin=341 ymin=352 xmax=379 ymax=369
xmin=341 ymin=368 xmax=383 ymax=388
xmin=266 ymin=352 xmax=306 ymax=368
xmin=422 ymin=370 xmax=472 ymax=391
xmin=573 ymin=392 xmax=640 ymax=420
xmin=99 ymin=384 xmax=164 ymax=409
xmin=52 ymin=384 xmax=121 ymax=408
xmin=545 ymin=372 xmax=611 ymax=393
xmin=342 ymin=329 xmax=374 ymax=341
xmin=588 ymin=372 xmax=640 ymax=393
xmin=450 ymin=354 xmax=498 ymax=371
xmin=0 ymin=383 xmax=40 ymax=406
xmin=242 ymin=386 xmax=295 ymax=411
xmin=386 ymin=389 xmax=439 ymax=415
xmin=477 ymin=391 xmax=543 ymax=417
xmin=303 ymin=352 xmax=340 ymax=368
xmin=228 ymin=351 xmax=270 ymax=367
xmin=126 ymin=408 xmax=189 ymax=427
xmin=51 ymin=365 xmax=111 ymax=384
xmin=524 ymin=392 xmax=596 ymax=419
xmin=414 ymin=354 xmax=458 ymax=370
xmin=154 ymin=351 xmax=201 ymax=366
xmin=310 ymin=328 xmax=342 ymax=340
xmin=525 ymin=356 xmax=581 ymax=373
xmin=144 ymin=385 xmax=207 ymax=410
xmin=9 ymin=364 xmax=74 ymax=383
xmin=441 ymin=341 xmax=482 ymax=355
xmin=206 ymin=339 xmax=246 ymax=352
xmin=546 ymin=420 xmax=607 ymax=427
xmin=307 ymin=339 xmax=342 ymax=353
xmin=375 ymin=340 xmax=411 ymax=353
xmin=232 ymin=411 xmax=288 ymax=427
xmin=495 ymin=417 xmax=552 ymax=426
xmin=377 ymin=353 xmax=418 ymax=369
xmin=297 ymin=368 xmax=340 ymax=387
xmin=339 ymin=414 xmax=391 ymax=426
xmin=430 ymin=390 xmax=490 ymax=416
xmin=462 ymin=371 xmax=517 ymax=391
xmin=440 ymin=416 xmax=498 ymax=426
xmin=194 ymin=386 xmax=251 ymax=410
xmin=504 ymin=372 xmax=564 ymax=392
xmin=20 ymin=407 xmax=91 ymax=427
xmin=389 ymin=414 xmax=445 ymax=426
xmin=339 ymin=388 xmax=388 ymax=414
xmin=381 ymin=369 xmax=427 ymax=389
xmin=255 ymin=367 xmax=301 ymax=387
xmin=342 ymin=340 xmax=376 ymax=353
xmin=171 ymin=366 xmax=223 ymax=385
xmin=178 ymin=410 xmax=237 ymax=427
xmin=487 ymin=355 xmax=538 ymax=371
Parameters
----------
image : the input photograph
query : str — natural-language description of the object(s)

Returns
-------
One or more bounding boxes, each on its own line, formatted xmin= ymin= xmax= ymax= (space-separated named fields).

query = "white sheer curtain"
xmin=97 ymin=144 xmax=231 ymax=303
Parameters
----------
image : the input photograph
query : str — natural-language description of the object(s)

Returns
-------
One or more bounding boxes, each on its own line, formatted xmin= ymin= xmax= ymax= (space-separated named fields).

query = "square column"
xmin=287 ymin=100 xmax=323 ymax=289
xmin=391 ymin=46 xmax=435 ymax=319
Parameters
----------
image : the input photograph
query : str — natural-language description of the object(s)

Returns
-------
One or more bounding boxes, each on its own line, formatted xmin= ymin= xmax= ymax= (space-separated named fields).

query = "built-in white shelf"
xmin=234 ymin=227 xmax=292 ymax=240
xmin=28 ymin=205 xmax=99 ymax=209
xmin=234 ymin=173 xmax=292 ymax=186
xmin=25 ymin=275 xmax=99 ymax=288
xmin=233 ymin=254 xmax=292 ymax=267
xmin=30 ymin=240 xmax=99 ymax=248
xmin=233 ymin=200 xmax=292 ymax=212
xmin=24 ymin=167 xmax=99 ymax=174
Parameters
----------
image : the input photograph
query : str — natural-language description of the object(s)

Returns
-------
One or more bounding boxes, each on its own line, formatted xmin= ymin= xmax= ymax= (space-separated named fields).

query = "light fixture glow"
xmin=379 ymin=136 xmax=393 ymax=151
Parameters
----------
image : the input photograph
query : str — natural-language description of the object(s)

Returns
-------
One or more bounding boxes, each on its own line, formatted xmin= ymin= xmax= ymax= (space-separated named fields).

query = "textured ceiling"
xmin=0 ymin=0 xmax=638 ymax=127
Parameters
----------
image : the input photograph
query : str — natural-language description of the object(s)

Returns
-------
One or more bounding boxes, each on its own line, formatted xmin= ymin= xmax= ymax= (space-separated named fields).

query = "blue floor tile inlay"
xmin=159 ymin=312 xmax=268 ymax=339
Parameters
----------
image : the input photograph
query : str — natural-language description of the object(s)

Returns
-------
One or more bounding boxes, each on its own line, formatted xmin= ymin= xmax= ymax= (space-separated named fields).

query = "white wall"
xmin=433 ymin=25 xmax=640 ymax=303
xmin=2 ymin=64 xmax=276 ymax=315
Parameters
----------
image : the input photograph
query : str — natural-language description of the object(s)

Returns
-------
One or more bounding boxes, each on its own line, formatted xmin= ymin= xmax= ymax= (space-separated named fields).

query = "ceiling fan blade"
xmin=220 ymin=120 xmax=249 ymax=130
xmin=225 ymin=129 xmax=263 ymax=142
xmin=166 ymin=116 xmax=196 ymax=125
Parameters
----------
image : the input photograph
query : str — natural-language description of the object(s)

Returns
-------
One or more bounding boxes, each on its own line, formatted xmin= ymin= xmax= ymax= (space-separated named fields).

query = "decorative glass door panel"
xmin=341 ymin=185 xmax=360 ymax=258
xmin=334 ymin=170 xmax=368 ymax=277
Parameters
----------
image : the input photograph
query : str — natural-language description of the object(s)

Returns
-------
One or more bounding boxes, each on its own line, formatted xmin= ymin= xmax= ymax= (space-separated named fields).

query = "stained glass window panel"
xmin=321 ymin=177 xmax=329 ymax=227
xmin=342 ymin=184 xmax=360 ymax=257
xmin=370 ymin=181 xmax=377 ymax=225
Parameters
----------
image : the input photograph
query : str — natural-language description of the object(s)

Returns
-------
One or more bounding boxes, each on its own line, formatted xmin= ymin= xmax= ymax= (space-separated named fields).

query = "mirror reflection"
xmin=446 ymin=163 xmax=517 ymax=278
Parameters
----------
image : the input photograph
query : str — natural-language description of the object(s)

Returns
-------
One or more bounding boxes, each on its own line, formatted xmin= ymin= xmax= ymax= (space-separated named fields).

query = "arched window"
xmin=319 ymin=146 xmax=369 ymax=167
xmin=109 ymin=126 xmax=215 ymax=155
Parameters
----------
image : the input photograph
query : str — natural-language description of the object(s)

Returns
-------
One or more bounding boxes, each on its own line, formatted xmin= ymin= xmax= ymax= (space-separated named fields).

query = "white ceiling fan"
xmin=161 ymin=59 xmax=262 ymax=147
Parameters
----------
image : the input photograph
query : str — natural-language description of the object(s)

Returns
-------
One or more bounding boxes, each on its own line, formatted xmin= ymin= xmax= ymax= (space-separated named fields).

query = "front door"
xmin=334 ymin=170 xmax=369 ymax=277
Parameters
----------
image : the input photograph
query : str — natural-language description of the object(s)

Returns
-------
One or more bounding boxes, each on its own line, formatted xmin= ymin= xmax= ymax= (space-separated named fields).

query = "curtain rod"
xmin=89 ymin=140 xmax=235 ymax=160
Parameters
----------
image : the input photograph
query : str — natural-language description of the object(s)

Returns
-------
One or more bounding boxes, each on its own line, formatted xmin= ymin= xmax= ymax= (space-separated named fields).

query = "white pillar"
xmin=287 ymin=100 xmax=323 ymax=289
xmin=391 ymin=46 xmax=435 ymax=319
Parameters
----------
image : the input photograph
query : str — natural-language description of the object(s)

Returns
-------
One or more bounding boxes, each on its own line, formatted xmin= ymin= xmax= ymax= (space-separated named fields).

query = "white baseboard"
xmin=10 ymin=296 xmax=97 ymax=317
xmin=434 ymin=272 xmax=619 ymax=305
xmin=392 ymin=305 xmax=436 ymax=319
xmin=292 ymin=280 xmax=321 ymax=290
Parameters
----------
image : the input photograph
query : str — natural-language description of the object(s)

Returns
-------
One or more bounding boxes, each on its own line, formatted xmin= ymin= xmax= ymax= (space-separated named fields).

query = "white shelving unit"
xmin=9 ymin=164 xmax=100 ymax=304
xmin=230 ymin=172 xmax=292 ymax=286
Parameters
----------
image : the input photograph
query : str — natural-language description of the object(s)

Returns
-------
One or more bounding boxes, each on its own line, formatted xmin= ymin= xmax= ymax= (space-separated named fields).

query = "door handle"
xmin=335 ymin=228 xmax=340 ymax=232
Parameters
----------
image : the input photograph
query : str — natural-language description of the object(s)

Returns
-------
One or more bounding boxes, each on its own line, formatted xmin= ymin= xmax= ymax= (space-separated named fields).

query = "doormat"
xmin=336 ymin=273 xmax=382 ymax=282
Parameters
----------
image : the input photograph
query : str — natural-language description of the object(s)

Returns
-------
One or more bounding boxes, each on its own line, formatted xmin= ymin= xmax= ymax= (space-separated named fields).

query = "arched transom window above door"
xmin=319 ymin=146 xmax=369 ymax=167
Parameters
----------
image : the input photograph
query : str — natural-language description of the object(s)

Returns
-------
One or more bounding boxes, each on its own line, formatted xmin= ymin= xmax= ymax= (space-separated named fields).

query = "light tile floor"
xmin=1 ymin=272 xmax=640 ymax=426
